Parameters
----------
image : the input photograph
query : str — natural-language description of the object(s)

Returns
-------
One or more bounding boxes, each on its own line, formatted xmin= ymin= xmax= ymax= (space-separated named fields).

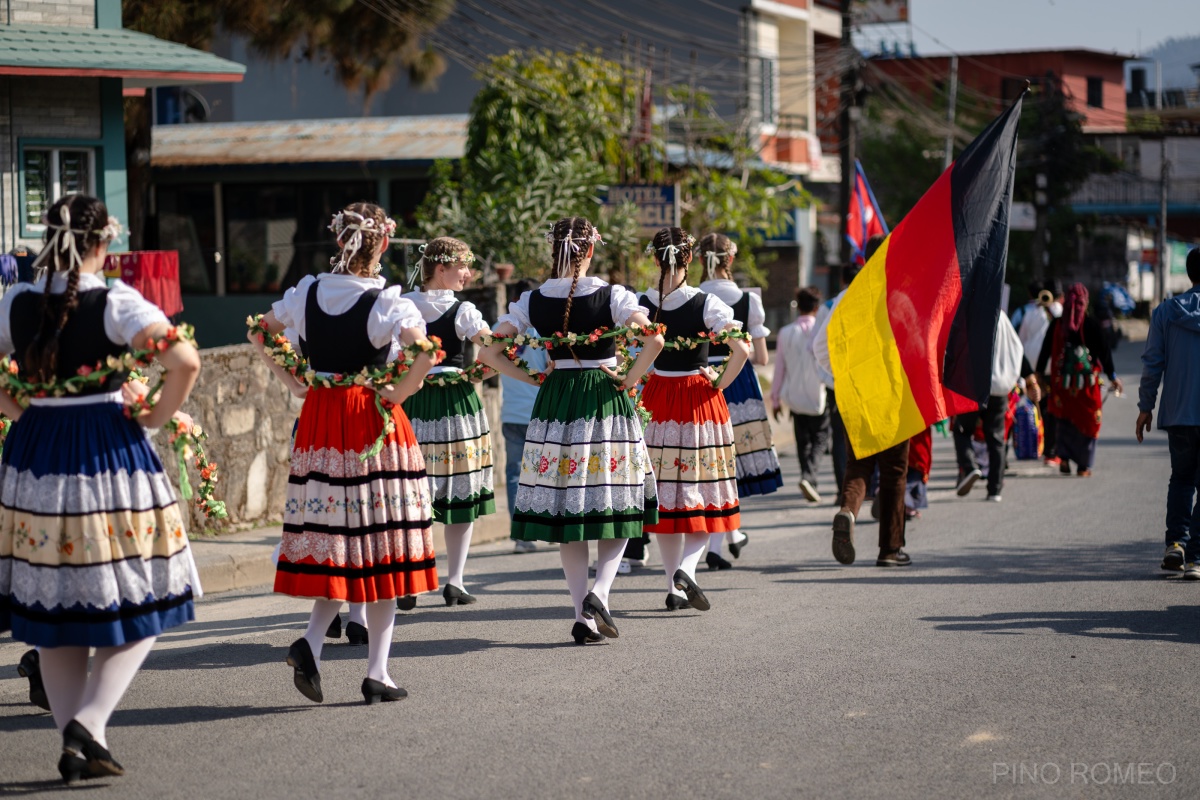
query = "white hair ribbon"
xmin=31 ymin=204 xmax=85 ymax=274
xmin=329 ymin=210 xmax=377 ymax=274
xmin=704 ymin=250 xmax=721 ymax=280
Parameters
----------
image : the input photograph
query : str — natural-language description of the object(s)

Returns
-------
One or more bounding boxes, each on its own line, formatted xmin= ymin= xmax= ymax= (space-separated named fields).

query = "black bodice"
xmin=708 ymin=291 xmax=750 ymax=358
xmin=426 ymin=300 xmax=465 ymax=369
xmin=528 ymin=286 xmax=617 ymax=361
xmin=299 ymin=282 xmax=389 ymax=373
xmin=640 ymin=292 xmax=710 ymax=372
xmin=9 ymin=287 xmax=127 ymax=393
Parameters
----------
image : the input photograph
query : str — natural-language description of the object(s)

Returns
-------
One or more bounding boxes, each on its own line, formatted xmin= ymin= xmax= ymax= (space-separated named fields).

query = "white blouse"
xmin=272 ymin=274 xmax=424 ymax=352
xmin=0 ymin=272 xmax=168 ymax=355
xmin=640 ymin=285 xmax=740 ymax=334
xmin=405 ymin=289 xmax=489 ymax=340
xmin=697 ymin=279 xmax=770 ymax=338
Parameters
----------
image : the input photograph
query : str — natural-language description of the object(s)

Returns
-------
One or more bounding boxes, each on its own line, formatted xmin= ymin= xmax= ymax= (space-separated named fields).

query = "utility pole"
xmin=942 ymin=55 xmax=958 ymax=170
xmin=1156 ymin=137 xmax=1169 ymax=304
xmin=837 ymin=0 xmax=858 ymax=271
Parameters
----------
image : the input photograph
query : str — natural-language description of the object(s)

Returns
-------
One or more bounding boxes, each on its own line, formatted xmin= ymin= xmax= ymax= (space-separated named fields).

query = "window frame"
xmin=18 ymin=139 xmax=100 ymax=238
xmin=1086 ymin=76 xmax=1104 ymax=109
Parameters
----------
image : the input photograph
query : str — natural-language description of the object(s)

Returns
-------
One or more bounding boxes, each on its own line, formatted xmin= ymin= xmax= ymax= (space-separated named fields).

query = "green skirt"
xmin=511 ymin=368 xmax=658 ymax=542
xmin=402 ymin=378 xmax=496 ymax=524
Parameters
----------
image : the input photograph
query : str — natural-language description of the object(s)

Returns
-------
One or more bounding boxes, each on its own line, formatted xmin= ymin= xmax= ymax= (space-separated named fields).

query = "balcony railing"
xmin=1071 ymin=174 xmax=1200 ymax=207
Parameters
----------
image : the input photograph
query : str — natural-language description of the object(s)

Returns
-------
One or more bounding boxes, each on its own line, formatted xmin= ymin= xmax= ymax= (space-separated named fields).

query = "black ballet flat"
xmin=361 ymin=678 xmax=408 ymax=704
xmin=571 ymin=621 xmax=605 ymax=645
xmin=325 ymin=614 xmax=342 ymax=639
xmin=728 ymin=534 xmax=749 ymax=559
xmin=286 ymin=638 xmax=323 ymax=703
xmin=17 ymin=649 xmax=49 ymax=711
xmin=443 ymin=584 xmax=478 ymax=606
xmin=396 ymin=595 xmax=418 ymax=611
xmin=346 ymin=621 xmax=369 ymax=646
xmin=672 ymin=569 xmax=711 ymax=611
xmin=580 ymin=591 xmax=618 ymax=638
xmin=706 ymin=551 xmax=733 ymax=571
xmin=665 ymin=593 xmax=691 ymax=611
xmin=62 ymin=719 xmax=123 ymax=779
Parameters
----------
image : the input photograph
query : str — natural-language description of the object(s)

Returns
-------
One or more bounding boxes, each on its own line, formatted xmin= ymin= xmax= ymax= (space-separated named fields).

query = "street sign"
xmin=855 ymin=0 xmax=908 ymax=25
xmin=602 ymin=185 xmax=680 ymax=239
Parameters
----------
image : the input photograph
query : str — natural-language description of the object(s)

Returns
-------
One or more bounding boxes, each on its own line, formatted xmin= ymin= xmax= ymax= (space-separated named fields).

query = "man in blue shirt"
xmin=501 ymin=293 xmax=549 ymax=554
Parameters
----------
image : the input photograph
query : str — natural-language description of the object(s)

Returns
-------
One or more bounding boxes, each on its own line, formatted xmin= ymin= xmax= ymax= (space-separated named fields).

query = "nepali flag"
xmin=827 ymin=92 xmax=1024 ymax=458
xmin=846 ymin=160 xmax=889 ymax=265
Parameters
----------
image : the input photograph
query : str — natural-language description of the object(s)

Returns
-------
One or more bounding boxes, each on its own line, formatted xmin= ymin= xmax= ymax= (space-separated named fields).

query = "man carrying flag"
xmin=813 ymin=91 xmax=1026 ymax=567
xmin=846 ymin=160 xmax=889 ymax=266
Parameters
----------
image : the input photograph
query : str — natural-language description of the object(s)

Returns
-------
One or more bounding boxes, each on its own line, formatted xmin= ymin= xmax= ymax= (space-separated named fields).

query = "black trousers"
xmin=953 ymin=395 xmax=1008 ymax=496
xmin=828 ymin=388 xmax=847 ymax=494
xmin=792 ymin=409 xmax=831 ymax=486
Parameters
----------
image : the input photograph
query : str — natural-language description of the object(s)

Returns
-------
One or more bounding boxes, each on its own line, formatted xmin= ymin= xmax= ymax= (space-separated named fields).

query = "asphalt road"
xmin=2 ymin=344 xmax=1197 ymax=799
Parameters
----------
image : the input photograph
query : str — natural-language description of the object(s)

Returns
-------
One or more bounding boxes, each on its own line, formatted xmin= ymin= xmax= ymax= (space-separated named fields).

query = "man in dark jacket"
xmin=1137 ymin=248 xmax=1200 ymax=579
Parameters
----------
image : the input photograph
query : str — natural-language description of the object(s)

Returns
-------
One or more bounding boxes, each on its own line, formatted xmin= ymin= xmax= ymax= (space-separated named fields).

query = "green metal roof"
xmin=0 ymin=24 xmax=245 ymax=86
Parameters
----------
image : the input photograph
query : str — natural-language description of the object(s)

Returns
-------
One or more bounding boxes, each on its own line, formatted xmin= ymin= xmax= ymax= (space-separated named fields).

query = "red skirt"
xmin=274 ymin=386 xmax=439 ymax=602
xmin=641 ymin=374 xmax=740 ymax=534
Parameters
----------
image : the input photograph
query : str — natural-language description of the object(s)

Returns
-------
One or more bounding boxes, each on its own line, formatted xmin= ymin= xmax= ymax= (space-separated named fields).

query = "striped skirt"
xmin=403 ymin=378 xmax=496 ymax=524
xmin=0 ymin=395 xmax=198 ymax=648
xmin=720 ymin=360 xmax=783 ymax=497
xmin=276 ymin=386 xmax=438 ymax=601
xmin=642 ymin=373 xmax=740 ymax=534
xmin=511 ymin=368 xmax=658 ymax=543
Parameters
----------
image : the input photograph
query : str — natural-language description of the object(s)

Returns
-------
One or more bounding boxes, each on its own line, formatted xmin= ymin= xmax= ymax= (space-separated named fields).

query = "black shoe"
xmin=346 ymin=621 xmax=369 ymax=646
xmin=62 ymin=719 xmax=123 ymax=779
xmin=832 ymin=510 xmax=856 ymax=565
xmin=571 ymin=621 xmax=605 ymax=645
xmin=286 ymin=638 xmax=323 ymax=703
xmin=672 ymin=569 xmax=710 ymax=611
xmin=876 ymin=549 xmax=912 ymax=567
xmin=705 ymin=551 xmax=733 ymax=571
xmin=17 ymin=649 xmax=49 ymax=711
xmin=361 ymin=678 xmax=407 ymax=704
xmin=728 ymin=534 xmax=748 ymax=559
xmin=396 ymin=595 xmax=418 ymax=611
xmin=665 ymin=594 xmax=691 ymax=611
xmin=443 ymin=584 xmax=478 ymax=606
xmin=325 ymin=614 xmax=342 ymax=639
xmin=580 ymin=591 xmax=618 ymax=638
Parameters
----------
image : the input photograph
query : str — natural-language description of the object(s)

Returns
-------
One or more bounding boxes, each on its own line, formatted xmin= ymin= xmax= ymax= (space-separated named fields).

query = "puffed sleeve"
xmin=0 ymin=284 xmax=34 ymax=355
xmin=454 ymin=300 xmax=489 ymax=340
xmin=610 ymin=284 xmax=644 ymax=326
xmin=495 ymin=290 xmax=533 ymax=332
xmin=271 ymin=274 xmax=316 ymax=339
xmin=747 ymin=292 xmax=770 ymax=338
xmin=702 ymin=293 xmax=740 ymax=334
xmin=104 ymin=280 xmax=170 ymax=347
xmin=369 ymin=286 xmax=425 ymax=348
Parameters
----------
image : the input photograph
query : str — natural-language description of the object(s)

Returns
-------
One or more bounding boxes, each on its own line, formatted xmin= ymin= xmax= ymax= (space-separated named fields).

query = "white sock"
xmin=559 ymin=541 xmax=593 ymax=627
xmin=656 ymin=534 xmax=686 ymax=597
xmin=707 ymin=531 xmax=725 ymax=556
xmin=347 ymin=603 xmax=367 ymax=628
xmin=37 ymin=646 xmax=89 ymax=734
xmin=680 ymin=532 xmax=709 ymax=580
xmin=364 ymin=600 xmax=397 ymax=687
xmin=727 ymin=529 xmax=747 ymax=546
xmin=73 ymin=637 xmax=157 ymax=748
xmin=444 ymin=522 xmax=474 ymax=590
xmin=591 ymin=538 xmax=629 ymax=608
xmin=303 ymin=599 xmax=343 ymax=670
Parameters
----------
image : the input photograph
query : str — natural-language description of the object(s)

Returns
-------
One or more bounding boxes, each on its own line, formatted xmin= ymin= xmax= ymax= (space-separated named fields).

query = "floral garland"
xmin=246 ymin=314 xmax=444 ymax=459
xmin=424 ymin=361 xmax=493 ymax=386
xmin=165 ymin=417 xmax=227 ymax=520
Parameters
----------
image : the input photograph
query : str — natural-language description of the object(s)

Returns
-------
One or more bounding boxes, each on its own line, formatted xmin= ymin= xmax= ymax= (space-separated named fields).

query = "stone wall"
xmin=4 ymin=0 xmax=94 ymax=25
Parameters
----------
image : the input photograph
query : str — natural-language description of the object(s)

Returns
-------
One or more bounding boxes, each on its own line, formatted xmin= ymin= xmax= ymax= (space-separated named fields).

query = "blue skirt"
xmin=720 ymin=361 xmax=783 ymax=497
xmin=0 ymin=397 xmax=198 ymax=647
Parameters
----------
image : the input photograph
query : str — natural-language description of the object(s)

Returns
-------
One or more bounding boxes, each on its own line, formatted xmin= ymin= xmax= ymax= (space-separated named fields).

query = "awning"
xmin=152 ymin=115 xmax=469 ymax=168
xmin=0 ymin=24 xmax=245 ymax=88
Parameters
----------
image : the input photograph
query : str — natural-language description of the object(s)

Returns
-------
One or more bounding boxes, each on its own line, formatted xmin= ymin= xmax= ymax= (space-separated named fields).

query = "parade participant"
xmin=771 ymin=286 xmax=829 ymax=504
xmin=1036 ymin=283 xmax=1121 ymax=477
xmin=813 ymin=264 xmax=860 ymax=495
xmin=251 ymin=202 xmax=438 ymax=704
xmin=402 ymin=237 xmax=531 ymax=604
xmin=640 ymin=227 xmax=749 ymax=608
xmin=485 ymin=216 xmax=663 ymax=644
xmin=697 ymin=232 xmax=779 ymax=568
xmin=0 ymin=194 xmax=201 ymax=783
xmin=905 ymin=428 xmax=933 ymax=520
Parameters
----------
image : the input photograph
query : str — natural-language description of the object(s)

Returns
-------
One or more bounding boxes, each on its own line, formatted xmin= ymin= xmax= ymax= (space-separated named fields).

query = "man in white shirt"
xmin=771 ymin=286 xmax=828 ymax=503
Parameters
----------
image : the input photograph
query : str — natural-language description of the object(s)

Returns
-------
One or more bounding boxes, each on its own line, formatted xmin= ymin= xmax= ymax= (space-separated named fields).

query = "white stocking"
xmin=364 ymin=600 xmax=397 ymax=687
xmin=655 ymin=534 xmax=685 ymax=597
xmin=707 ymin=532 xmax=725 ymax=556
xmin=727 ymin=529 xmax=747 ymax=546
xmin=443 ymin=521 xmax=474 ymax=590
xmin=347 ymin=603 xmax=367 ymax=628
xmin=37 ymin=646 xmax=89 ymax=734
xmin=680 ymin=532 xmax=709 ymax=580
xmin=591 ymin=539 xmax=628 ymax=609
xmin=302 ymin=599 xmax=342 ymax=670
xmin=73 ymin=637 xmax=157 ymax=748
xmin=559 ymin=540 xmax=593 ymax=627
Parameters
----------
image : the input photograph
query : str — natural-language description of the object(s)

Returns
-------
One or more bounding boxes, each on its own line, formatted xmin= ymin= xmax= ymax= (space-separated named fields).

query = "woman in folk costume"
xmin=696 ymin=232 xmax=781 ymax=569
xmin=484 ymin=216 xmax=664 ymax=645
xmin=1036 ymin=282 xmax=1122 ymax=477
xmin=639 ymin=227 xmax=750 ymax=611
xmin=402 ymin=237 xmax=535 ymax=605
xmin=250 ymin=202 xmax=438 ymax=704
xmin=0 ymin=194 xmax=201 ymax=783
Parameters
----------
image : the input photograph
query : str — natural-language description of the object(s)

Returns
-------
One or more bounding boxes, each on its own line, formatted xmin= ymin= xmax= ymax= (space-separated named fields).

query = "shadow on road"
xmin=0 ymin=703 xmax=306 ymax=734
xmin=921 ymin=605 xmax=1200 ymax=645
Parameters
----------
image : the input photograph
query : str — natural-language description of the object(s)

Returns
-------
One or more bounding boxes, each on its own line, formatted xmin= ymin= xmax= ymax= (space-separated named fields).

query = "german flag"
xmin=828 ymin=93 xmax=1025 ymax=458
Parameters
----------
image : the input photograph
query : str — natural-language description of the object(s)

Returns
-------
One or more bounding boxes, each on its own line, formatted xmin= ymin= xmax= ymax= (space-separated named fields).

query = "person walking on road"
xmin=1137 ymin=248 xmax=1200 ymax=579
xmin=771 ymin=286 xmax=829 ymax=504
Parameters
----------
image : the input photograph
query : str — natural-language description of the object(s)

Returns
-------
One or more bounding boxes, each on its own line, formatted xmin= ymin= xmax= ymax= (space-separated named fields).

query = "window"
xmin=23 ymin=147 xmax=95 ymax=228
xmin=1086 ymin=76 xmax=1103 ymax=108
xmin=759 ymin=57 xmax=777 ymax=125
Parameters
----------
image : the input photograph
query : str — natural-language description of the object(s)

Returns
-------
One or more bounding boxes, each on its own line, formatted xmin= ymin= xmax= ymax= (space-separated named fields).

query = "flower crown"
xmin=31 ymin=207 xmax=123 ymax=273
xmin=545 ymin=224 xmax=604 ymax=273
xmin=418 ymin=243 xmax=476 ymax=264
xmin=644 ymin=233 xmax=697 ymax=256
xmin=328 ymin=209 xmax=396 ymax=274
xmin=702 ymin=241 xmax=738 ymax=278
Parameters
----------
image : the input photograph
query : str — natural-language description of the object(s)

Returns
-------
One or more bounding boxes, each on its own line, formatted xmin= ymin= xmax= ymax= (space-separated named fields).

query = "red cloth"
xmin=104 ymin=251 xmax=184 ymax=317
xmin=907 ymin=428 xmax=932 ymax=480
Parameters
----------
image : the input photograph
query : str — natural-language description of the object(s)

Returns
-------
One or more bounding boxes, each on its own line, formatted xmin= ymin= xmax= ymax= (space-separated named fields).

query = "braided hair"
xmin=647 ymin=227 xmax=696 ymax=322
xmin=329 ymin=202 xmax=394 ymax=277
xmin=548 ymin=216 xmax=598 ymax=339
xmin=698 ymin=232 xmax=738 ymax=281
xmin=24 ymin=194 xmax=113 ymax=382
